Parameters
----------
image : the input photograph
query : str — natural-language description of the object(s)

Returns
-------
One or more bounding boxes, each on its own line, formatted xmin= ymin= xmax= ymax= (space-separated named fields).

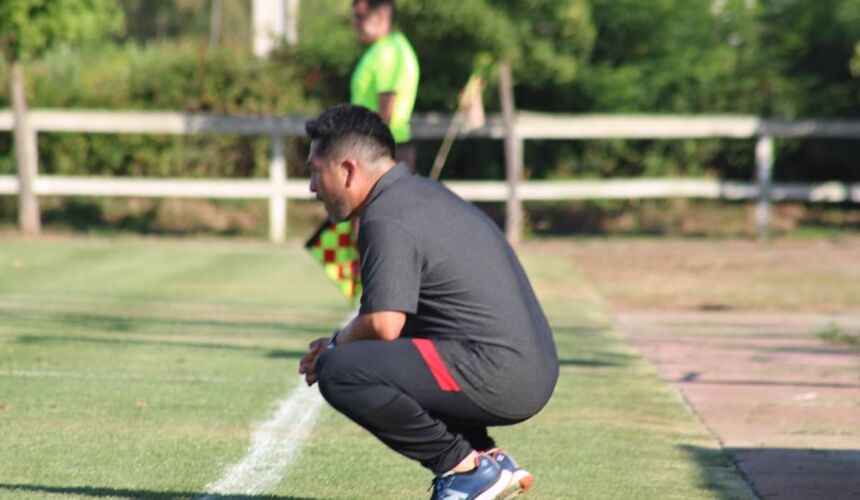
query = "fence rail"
xmin=1 ymin=109 xmax=859 ymax=241
xmin=1 ymin=176 xmax=858 ymax=202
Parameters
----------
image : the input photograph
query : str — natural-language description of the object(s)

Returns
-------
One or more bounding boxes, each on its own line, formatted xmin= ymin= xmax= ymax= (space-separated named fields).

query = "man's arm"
xmin=377 ymin=92 xmax=397 ymax=124
xmin=337 ymin=310 xmax=405 ymax=343
xmin=302 ymin=218 xmax=417 ymax=385
xmin=298 ymin=310 xmax=405 ymax=386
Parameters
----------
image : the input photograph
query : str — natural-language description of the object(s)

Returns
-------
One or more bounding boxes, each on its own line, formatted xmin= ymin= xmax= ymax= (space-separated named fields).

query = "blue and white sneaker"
xmin=490 ymin=449 xmax=534 ymax=499
xmin=430 ymin=454 xmax=512 ymax=500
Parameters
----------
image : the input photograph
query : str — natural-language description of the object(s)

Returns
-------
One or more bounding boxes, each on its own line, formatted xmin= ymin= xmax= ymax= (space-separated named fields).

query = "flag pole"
xmin=428 ymin=75 xmax=484 ymax=181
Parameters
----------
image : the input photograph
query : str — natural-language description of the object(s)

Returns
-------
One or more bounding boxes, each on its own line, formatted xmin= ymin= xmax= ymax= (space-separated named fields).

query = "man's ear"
xmin=341 ymin=158 xmax=358 ymax=188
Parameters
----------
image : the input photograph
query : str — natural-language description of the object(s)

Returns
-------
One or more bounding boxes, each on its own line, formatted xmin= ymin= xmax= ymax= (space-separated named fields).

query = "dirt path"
xmin=616 ymin=310 xmax=860 ymax=500
xmin=526 ymin=237 xmax=860 ymax=499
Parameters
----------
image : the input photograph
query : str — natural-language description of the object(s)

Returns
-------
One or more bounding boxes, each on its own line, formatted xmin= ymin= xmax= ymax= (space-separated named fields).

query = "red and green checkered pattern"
xmin=305 ymin=220 xmax=362 ymax=300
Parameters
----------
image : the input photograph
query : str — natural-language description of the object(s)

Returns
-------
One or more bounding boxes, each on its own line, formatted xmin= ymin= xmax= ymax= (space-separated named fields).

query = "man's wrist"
xmin=327 ymin=329 xmax=341 ymax=349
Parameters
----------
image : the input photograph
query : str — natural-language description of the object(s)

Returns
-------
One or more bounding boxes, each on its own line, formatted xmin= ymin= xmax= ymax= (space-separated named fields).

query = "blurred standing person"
xmin=351 ymin=0 xmax=419 ymax=171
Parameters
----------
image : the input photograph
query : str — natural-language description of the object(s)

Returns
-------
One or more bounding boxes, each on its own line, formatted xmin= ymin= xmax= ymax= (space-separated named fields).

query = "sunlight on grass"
xmin=0 ymin=238 xmax=752 ymax=499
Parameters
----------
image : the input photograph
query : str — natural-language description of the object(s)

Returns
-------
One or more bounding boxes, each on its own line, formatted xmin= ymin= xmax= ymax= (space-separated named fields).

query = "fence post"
xmin=209 ymin=0 xmax=222 ymax=49
xmin=286 ymin=0 xmax=300 ymax=47
xmin=499 ymin=60 xmax=523 ymax=244
xmin=11 ymin=61 xmax=41 ymax=235
xmin=252 ymin=0 xmax=285 ymax=57
xmin=755 ymin=135 xmax=774 ymax=240
xmin=269 ymin=134 xmax=287 ymax=243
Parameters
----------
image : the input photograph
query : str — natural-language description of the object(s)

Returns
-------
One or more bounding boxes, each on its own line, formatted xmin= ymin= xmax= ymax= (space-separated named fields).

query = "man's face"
xmin=308 ymin=141 xmax=352 ymax=223
xmin=352 ymin=1 xmax=388 ymax=44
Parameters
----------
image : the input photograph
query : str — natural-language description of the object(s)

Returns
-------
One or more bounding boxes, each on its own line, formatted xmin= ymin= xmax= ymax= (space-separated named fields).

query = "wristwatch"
xmin=327 ymin=329 xmax=341 ymax=350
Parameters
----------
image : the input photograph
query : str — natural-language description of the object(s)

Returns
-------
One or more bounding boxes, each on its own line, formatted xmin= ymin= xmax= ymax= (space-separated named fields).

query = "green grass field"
xmin=0 ymin=237 xmax=753 ymax=499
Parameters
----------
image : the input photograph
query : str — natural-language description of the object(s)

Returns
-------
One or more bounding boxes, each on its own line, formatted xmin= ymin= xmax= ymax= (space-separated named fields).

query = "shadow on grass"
xmin=16 ymin=334 xmax=307 ymax=359
xmin=558 ymin=357 xmax=620 ymax=367
xmin=0 ymin=483 xmax=315 ymax=499
xmin=2 ymin=309 xmax=332 ymax=336
xmin=679 ymin=444 xmax=755 ymax=500
xmin=557 ymin=349 xmax=636 ymax=369
xmin=552 ymin=324 xmax=608 ymax=336
xmin=266 ymin=349 xmax=310 ymax=359
xmin=11 ymin=306 xmax=636 ymax=368
xmin=765 ymin=345 xmax=857 ymax=356
xmin=681 ymin=445 xmax=860 ymax=500
xmin=14 ymin=333 xmax=628 ymax=367
xmin=552 ymin=324 xmax=638 ymax=368
xmin=674 ymin=372 xmax=860 ymax=389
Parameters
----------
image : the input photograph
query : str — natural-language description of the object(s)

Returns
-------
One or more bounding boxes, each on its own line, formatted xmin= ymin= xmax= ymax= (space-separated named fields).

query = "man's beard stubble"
xmin=325 ymin=198 xmax=351 ymax=223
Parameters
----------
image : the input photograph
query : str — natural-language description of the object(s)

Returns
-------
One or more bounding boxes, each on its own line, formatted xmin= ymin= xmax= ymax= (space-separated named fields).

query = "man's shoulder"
xmin=392 ymin=32 xmax=418 ymax=62
xmin=366 ymin=174 xmax=425 ymax=211
xmin=365 ymin=175 xmax=479 ymax=231
xmin=391 ymin=31 xmax=415 ymax=48
xmin=372 ymin=32 xmax=416 ymax=58
xmin=380 ymin=174 xmax=452 ymax=204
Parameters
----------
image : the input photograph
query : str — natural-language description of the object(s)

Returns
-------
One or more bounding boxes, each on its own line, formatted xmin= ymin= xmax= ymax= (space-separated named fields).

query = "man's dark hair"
xmin=353 ymin=0 xmax=396 ymax=23
xmin=306 ymin=104 xmax=396 ymax=161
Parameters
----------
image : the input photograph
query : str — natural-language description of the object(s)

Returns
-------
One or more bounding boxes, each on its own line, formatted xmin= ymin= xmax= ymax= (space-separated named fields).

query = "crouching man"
xmin=299 ymin=105 xmax=558 ymax=499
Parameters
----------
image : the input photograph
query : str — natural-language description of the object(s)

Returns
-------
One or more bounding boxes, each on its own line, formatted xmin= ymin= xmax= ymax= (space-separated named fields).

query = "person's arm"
xmin=298 ymin=310 xmax=406 ymax=386
xmin=373 ymin=45 xmax=398 ymax=124
xmin=377 ymin=92 xmax=397 ymax=124
xmin=300 ymin=219 xmax=418 ymax=386
xmin=337 ymin=310 xmax=406 ymax=343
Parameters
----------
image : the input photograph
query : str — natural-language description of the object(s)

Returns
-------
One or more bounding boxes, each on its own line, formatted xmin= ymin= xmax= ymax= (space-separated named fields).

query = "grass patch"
xmin=816 ymin=323 xmax=860 ymax=349
xmin=0 ymin=237 xmax=752 ymax=499
xmin=560 ymin=237 xmax=860 ymax=312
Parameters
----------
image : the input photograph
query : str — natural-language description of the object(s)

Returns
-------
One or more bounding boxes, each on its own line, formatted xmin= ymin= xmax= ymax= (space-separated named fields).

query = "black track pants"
xmin=315 ymin=338 xmax=522 ymax=475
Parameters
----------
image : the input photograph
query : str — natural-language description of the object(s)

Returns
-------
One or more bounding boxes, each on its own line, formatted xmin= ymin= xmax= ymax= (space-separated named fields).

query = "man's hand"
xmin=297 ymin=312 xmax=405 ymax=385
xmin=298 ymin=337 xmax=329 ymax=386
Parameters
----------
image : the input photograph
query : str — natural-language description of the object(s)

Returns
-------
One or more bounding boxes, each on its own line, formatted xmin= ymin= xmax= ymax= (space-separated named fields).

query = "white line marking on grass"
xmin=201 ymin=378 xmax=325 ymax=497
xmin=200 ymin=309 xmax=356 ymax=498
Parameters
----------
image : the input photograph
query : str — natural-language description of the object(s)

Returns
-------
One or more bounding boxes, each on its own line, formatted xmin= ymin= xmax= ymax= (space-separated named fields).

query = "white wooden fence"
xmin=1 ymin=109 xmax=859 ymax=241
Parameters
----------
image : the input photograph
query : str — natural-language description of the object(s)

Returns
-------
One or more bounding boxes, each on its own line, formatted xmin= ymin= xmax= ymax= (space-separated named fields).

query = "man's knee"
xmin=314 ymin=349 xmax=335 ymax=400
xmin=315 ymin=345 xmax=403 ymax=419
xmin=315 ymin=348 xmax=354 ymax=407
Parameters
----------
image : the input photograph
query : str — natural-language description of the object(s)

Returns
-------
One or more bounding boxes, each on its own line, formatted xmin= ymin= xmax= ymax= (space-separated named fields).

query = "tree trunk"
xmin=10 ymin=60 xmax=41 ymax=235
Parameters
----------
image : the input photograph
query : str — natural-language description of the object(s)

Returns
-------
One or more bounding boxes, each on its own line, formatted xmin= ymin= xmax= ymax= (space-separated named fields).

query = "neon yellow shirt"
xmin=350 ymin=31 xmax=419 ymax=144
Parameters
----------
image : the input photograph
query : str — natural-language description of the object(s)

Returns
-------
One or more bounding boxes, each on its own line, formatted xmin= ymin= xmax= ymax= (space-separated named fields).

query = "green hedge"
xmin=1 ymin=0 xmax=860 ymax=182
xmin=0 ymin=41 xmax=318 ymax=178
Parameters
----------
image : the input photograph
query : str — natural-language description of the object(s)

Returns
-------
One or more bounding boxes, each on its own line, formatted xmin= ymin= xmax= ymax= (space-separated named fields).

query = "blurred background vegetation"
xmin=1 ymin=0 xmax=859 ymax=237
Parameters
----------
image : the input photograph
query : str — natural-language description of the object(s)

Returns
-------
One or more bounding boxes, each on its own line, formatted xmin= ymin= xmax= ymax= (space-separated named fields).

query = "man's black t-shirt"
xmin=358 ymin=163 xmax=558 ymax=419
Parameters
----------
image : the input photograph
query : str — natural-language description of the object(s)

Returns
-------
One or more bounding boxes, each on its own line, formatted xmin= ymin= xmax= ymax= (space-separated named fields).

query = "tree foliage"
xmin=0 ymin=0 xmax=124 ymax=62
xmin=1 ymin=0 xmax=859 ymax=182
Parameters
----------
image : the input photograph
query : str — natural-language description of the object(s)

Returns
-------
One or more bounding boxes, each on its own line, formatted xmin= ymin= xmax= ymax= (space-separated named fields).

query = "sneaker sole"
xmin=475 ymin=469 xmax=513 ymax=500
xmin=499 ymin=469 xmax=534 ymax=499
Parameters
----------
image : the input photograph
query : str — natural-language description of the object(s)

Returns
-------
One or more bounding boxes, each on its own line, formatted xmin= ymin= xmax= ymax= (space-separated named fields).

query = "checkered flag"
xmin=305 ymin=220 xmax=362 ymax=300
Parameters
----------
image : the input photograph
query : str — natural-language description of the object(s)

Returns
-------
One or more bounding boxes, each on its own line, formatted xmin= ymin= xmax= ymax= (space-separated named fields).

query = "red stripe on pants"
xmin=411 ymin=338 xmax=461 ymax=392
